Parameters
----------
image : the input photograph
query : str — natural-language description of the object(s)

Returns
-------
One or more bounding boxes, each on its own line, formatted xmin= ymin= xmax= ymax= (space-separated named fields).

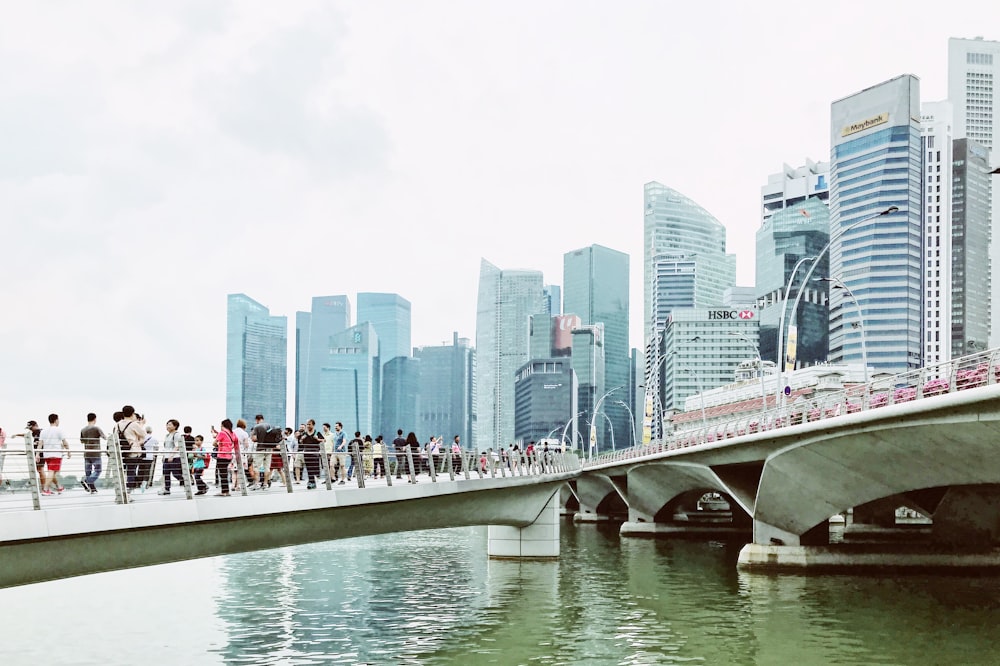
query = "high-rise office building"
xmin=414 ymin=332 xmax=475 ymax=449
xmin=357 ymin=292 xmax=411 ymax=365
xmin=830 ymin=75 xmax=923 ymax=375
xmin=514 ymin=358 xmax=577 ymax=447
xmin=295 ymin=295 xmax=351 ymax=427
xmin=564 ymin=244 xmax=630 ymax=455
xmin=761 ymin=160 xmax=831 ymax=223
xmin=755 ymin=195 xmax=831 ymax=368
xmin=643 ymin=182 xmax=736 ymax=437
xmin=476 ymin=260 xmax=545 ymax=449
xmin=380 ymin=356 xmax=419 ymax=439
xmin=948 ymin=36 xmax=999 ymax=345
xmin=571 ymin=324 xmax=605 ymax=455
xmin=952 ymin=138 xmax=993 ymax=355
xmin=226 ymin=294 xmax=287 ymax=426
xmin=921 ymin=101 xmax=955 ymax=365
xmin=543 ymin=285 xmax=562 ymax=315
xmin=322 ymin=322 xmax=379 ymax=435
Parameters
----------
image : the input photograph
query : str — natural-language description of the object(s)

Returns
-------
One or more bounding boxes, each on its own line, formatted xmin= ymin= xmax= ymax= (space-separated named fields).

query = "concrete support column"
xmin=488 ymin=492 xmax=560 ymax=559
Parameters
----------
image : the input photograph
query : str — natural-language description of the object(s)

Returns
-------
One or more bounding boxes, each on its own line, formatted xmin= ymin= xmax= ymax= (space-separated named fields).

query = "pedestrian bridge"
xmin=577 ymin=350 xmax=1000 ymax=570
xmin=0 ymin=448 xmax=579 ymax=589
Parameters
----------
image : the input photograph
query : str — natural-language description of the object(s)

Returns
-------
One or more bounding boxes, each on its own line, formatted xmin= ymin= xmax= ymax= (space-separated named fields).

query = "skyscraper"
xmin=755 ymin=195 xmax=830 ymax=368
xmin=952 ymin=138 xmax=993 ymax=355
xmin=830 ymin=75 xmax=923 ymax=375
xmin=571 ymin=324 xmax=605 ymax=455
xmin=475 ymin=259 xmax=545 ymax=450
xmin=295 ymin=295 xmax=351 ymax=427
xmin=226 ymin=294 xmax=287 ymax=426
xmin=643 ymin=183 xmax=736 ymax=437
xmin=357 ymin=292 xmax=412 ymax=365
xmin=380 ymin=355 xmax=419 ymax=439
xmin=414 ymin=332 xmax=475 ymax=449
xmin=322 ymin=322 xmax=379 ymax=435
xmin=564 ymin=244 xmax=630 ymax=454
xmin=949 ymin=36 xmax=999 ymax=345
xmin=921 ymin=101 xmax=955 ymax=365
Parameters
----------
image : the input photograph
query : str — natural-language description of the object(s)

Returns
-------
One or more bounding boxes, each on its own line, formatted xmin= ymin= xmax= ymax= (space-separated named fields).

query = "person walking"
xmin=299 ymin=420 xmax=323 ymax=489
xmin=79 ymin=412 xmax=105 ymax=493
xmin=372 ymin=435 xmax=386 ymax=479
xmin=38 ymin=413 xmax=70 ymax=495
xmin=190 ymin=434 xmax=209 ymax=495
xmin=213 ymin=419 xmax=237 ymax=497
xmin=393 ymin=429 xmax=407 ymax=480
xmin=158 ymin=419 xmax=185 ymax=495
xmin=116 ymin=406 xmax=146 ymax=493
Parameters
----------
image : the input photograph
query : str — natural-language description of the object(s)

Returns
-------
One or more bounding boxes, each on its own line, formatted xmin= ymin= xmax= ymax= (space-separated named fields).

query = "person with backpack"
xmin=116 ymin=406 xmax=146 ymax=493
xmin=250 ymin=414 xmax=283 ymax=490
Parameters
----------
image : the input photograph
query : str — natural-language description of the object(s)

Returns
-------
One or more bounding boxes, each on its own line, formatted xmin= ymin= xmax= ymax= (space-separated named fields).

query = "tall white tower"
xmin=921 ymin=100 xmax=954 ymax=365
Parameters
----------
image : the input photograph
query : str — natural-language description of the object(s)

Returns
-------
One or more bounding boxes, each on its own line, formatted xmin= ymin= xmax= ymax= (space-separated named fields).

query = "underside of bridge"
xmin=0 ymin=478 xmax=570 ymax=589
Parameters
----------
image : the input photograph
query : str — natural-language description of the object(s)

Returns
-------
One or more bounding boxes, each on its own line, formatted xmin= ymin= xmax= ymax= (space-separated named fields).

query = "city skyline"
xmin=4 ymin=3 xmax=999 ymax=436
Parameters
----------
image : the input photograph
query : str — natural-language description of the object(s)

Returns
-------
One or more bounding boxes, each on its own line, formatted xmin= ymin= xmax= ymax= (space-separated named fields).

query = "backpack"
xmin=265 ymin=426 xmax=284 ymax=445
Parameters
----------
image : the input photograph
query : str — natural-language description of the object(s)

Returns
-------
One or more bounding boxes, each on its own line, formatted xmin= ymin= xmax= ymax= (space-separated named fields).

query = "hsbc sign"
xmin=708 ymin=310 xmax=755 ymax=320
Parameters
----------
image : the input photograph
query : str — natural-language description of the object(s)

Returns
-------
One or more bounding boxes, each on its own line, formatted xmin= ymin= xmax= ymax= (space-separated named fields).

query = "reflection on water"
xmin=3 ymin=521 xmax=1000 ymax=664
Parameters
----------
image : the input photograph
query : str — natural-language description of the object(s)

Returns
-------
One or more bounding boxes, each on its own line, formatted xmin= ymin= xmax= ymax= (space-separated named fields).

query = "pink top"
xmin=215 ymin=429 xmax=236 ymax=460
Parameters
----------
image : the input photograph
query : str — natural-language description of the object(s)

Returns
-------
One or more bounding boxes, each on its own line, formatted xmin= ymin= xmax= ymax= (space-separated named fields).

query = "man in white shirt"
xmin=38 ymin=413 xmax=70 ymax=495
xmin=159 ymin=419 xmax=185 ymax=495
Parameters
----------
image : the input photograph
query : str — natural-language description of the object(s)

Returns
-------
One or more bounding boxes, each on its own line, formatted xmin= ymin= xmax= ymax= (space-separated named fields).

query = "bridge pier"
xmin=487 ymin=492 xmax=560 ymax=559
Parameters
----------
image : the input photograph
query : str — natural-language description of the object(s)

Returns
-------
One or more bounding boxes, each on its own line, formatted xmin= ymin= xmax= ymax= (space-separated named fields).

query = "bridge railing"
xmin=585 ymin=347 xmax=1000 ymax=468
xmin=0 ymin=433 xmax=580 ymax=512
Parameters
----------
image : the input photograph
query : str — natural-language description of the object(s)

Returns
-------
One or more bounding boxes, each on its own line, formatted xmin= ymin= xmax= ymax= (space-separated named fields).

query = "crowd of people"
xmin=0 ymin=408 xmax=561 ymax=498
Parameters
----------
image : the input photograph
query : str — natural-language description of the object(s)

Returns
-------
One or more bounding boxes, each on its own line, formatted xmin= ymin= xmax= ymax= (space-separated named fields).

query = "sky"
xmin=3 ymin=1 xmax=999 ymax=436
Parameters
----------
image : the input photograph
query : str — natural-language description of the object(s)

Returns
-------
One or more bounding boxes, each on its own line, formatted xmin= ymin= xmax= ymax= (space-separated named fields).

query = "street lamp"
xmin=678 ymin=367 xmax=707 ymax=428
xmin=818 ymin=276 xmax=869 ymax=400
xmin=589 ymin=386 xmax=623 ymax=460
xmin=597 ymin=411 xmax=616 ymax=452
xmin=776 ymin=205 xmax=898 ymax=407
xmin=560 ymin=411 xmax=586 ymax=453
xmin=615 ymin=399 xmax=638 ymax=449
xmin=729 ymin=332 xmax=767 ymax=425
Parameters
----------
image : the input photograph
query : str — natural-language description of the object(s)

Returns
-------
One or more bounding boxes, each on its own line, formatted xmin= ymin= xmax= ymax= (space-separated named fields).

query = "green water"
xmin=2 ymin=521 xmax=999 ymax=664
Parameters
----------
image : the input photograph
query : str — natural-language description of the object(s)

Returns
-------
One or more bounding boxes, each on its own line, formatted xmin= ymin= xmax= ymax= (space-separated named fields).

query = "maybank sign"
xmin=841 ymin=112 xmax=889 ymax=137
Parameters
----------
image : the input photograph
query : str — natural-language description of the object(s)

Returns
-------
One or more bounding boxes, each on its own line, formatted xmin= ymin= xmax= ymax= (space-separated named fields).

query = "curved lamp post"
xmin=776 ymin=205 xmax=898 ymax=407
xmin=678 ymin=367 xmax=707 ymax=429
xmin=818 ymin=276 xmax=869 ymax=400
xmin=729 ymin=331 xmax=767 ymax=425
xmin=588 ymin=386 xmax=623 ymax=460
xmin=615 ymin=399 xmax=638 ymax=449
xmin=597 ymin=411 xmax=616 ymax=452
xmin=560 ymin=410 xmax=586 ymax=453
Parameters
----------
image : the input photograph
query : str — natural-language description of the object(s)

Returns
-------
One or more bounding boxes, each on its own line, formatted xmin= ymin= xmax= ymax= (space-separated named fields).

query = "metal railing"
xmin=585 ymin=348 xmax=1000 ymax=467
xmin=0 ymin=434 xmax=580 ymax=512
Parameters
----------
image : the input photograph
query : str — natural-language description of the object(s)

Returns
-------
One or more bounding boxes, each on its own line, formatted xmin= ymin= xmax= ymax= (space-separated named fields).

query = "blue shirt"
xmin=334 ymin=430 xmax=346 ymax=452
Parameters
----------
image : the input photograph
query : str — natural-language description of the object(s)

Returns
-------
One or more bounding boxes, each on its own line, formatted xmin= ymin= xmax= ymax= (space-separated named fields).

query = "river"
xmin=1 ymin=521 xmax=998 ymax=665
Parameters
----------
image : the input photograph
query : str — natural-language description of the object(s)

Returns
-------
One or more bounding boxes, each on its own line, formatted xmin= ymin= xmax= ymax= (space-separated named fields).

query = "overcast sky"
xmin=3 ymin=1 xmax=998 ymax=435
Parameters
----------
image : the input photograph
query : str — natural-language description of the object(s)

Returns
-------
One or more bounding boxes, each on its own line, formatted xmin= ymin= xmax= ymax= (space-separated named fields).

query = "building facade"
xmin=414 ymin=332 xmax=476 ymax=449
xmin=830 ymin=75 xmax=923 ymax=375
xmin=295 ymin=295 xmax=351 ymax=427
xmin=513 ymin=358 xmax=577 ymax=448
xmin=952 ymin=138 xmax=993 ymax=355
xmin=380 ymin=356 xmax=420 ymax=440
xmin=226 ymin=294 xmax=287 ymax=427
xmin=563 ymin=244 xmax=631 ymax=455
xmin=948 ymin=36 xmax=999 ymax=345
xmin=921 ymin=101 xmax=955 ymax=365
xmin=321 ymin=322 xmax=379 ymax=436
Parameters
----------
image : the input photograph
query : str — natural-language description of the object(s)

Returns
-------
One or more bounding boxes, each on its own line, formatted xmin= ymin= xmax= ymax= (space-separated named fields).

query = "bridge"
xmin=6 ymin=350 xmax=1000 ymax=585
xmin=576 ymin=349 xmax=1000 ymax=570
xmin=0 ymin=445 xmax=579 ymax=589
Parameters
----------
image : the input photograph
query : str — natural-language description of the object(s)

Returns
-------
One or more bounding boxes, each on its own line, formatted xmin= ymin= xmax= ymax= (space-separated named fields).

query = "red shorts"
xmin=270 ymin=453 xmax=284 ymax=470
xmin=45 ymin=457 xmax=63 ymax=472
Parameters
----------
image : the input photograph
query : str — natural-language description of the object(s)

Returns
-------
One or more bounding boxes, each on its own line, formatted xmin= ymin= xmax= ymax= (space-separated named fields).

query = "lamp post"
xmin=589 ymin=386 xmax=623 ymax=460
xmin=615 ymin=399 xmax=638 ymax=449
xmin=729 ymin=332 xmax=767 ymax=424
xmin=560 ymin=411 xmax=586 ymax=453
xmin=776 ymin=205 xmax=898 ymax=407
xmin=775 ymin=255 xmax=815 ymax=408
xmin=818 ymin=276 xmax=869 ymax=400
xmin=678 ymin=367 xmax=707 ymax=428
xmin=645 ymin=353 xmax=670 ymax=440
xmin=597 ymin=411 xmax=616 ymax=452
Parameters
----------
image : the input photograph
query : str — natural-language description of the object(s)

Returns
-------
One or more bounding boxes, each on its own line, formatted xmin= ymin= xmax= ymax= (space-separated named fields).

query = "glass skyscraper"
xmin=321 ymin=322 xmax=379 ymax=435
xmin=643 ymin=183 xmax=736 ymax=438
xmin=475 ymin=259 xmax=545 ymax=450
xmin=295 ymin=295 xmax=351 ymax=427
xmin=357 ymin=292 xmax=411 ymax=365
xmin=226 ymin=294 xmax=287 ymax=427
xmin=952 ymin=138 xmax=992 ymax=356
xmin=380 ymin=355 xmax=419 ymax=439
xmin=414 ymin=332 xmax=475 ymax=449
xmin=830 ymin=75 xmax=923 ymax=375
xmin=564 ymin=244 xmax=630 ymax=454
xmin=755 ymin=196 xmax=830 ymax=367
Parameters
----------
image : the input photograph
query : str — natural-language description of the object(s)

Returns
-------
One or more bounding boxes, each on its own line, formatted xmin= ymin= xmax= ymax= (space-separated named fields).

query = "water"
xmin=2 ymin=522 xmax=1000 ymax=665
